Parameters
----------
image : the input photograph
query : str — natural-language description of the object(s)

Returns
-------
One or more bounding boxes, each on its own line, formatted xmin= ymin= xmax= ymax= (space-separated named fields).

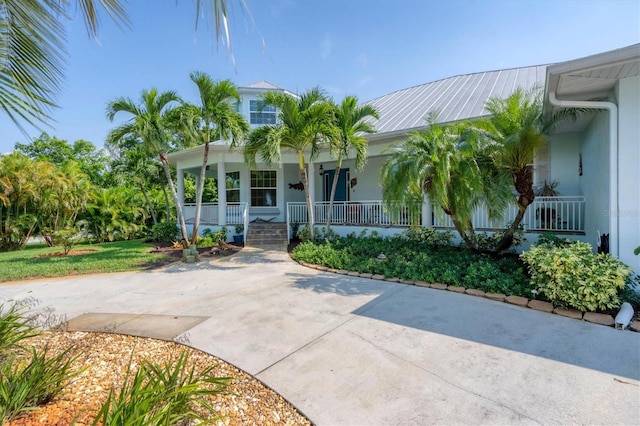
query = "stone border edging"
xmin=295 ymin=260 xmax=639 ymax=332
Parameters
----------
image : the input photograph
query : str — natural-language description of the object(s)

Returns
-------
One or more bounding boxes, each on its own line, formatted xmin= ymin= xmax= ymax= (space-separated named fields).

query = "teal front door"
xmin=324 ymin=169 xmax=349 ymax=201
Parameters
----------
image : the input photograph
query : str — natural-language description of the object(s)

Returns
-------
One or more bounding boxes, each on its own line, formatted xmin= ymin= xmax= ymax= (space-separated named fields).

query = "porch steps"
xmin=245 ymin=222 xmax=288 ymax=247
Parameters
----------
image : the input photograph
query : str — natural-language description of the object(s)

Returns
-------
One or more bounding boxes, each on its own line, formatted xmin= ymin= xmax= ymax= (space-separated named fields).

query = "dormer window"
xmin=250 ymin=100 xmax=276 ymax=125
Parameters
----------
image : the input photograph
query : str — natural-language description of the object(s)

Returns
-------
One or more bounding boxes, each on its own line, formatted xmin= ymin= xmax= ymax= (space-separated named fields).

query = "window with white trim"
xmin=250 ymin=170 xmax=277 ymax=206
xmin=226 ymin=171 xmax=240 ymax=202
xmin=249 ymin=100 xmax=276 ymax=125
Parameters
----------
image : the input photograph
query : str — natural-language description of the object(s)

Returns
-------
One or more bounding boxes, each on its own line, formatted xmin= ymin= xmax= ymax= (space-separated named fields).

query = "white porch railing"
xmin=432 ymin=196 xmax=586 ymax=233
xmin=287 ymin=201 xmax=422 ymax=228
xmin=286 ymin=196 xmax=585 ymax=234
xmin=183 ymin=202 xmax=248 ymax=226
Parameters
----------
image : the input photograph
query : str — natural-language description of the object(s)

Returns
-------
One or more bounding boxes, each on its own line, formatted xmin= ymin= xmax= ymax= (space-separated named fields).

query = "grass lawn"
xmin=0 ymin=240 xmax=171 ymax=282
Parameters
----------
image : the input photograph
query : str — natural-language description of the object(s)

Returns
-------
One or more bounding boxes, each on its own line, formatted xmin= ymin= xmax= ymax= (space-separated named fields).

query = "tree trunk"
xmin=162 ymin=186 xmax=171 ymax=222
xmin=159 ymin=152 xmax=190 ymax=248
xmin=136 ymin=180 xmax=157 ymax=225
xmin=298 ymin=151 xmax=314 ymax=239
xmin=495 ymin=167 xmax=535 ymax=252
xmin=191 ymin=140 xmax=210 ymax=245
xmin=324 ymin=161 xmax=342 ymax=235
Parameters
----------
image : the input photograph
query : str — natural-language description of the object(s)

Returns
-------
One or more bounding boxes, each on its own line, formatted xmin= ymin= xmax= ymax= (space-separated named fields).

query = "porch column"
xmin=217 ymin=153 xmax=226 ymax=225
xmin=177 ymin=168 xmax=185 ymax=205
xmin=422 ymin=198 xmax=433 ymax=227
xmin=307 ymin=162 xmax=316 ymax=225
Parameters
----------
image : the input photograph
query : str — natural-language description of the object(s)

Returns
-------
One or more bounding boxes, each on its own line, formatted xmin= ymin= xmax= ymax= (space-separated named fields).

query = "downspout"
xmin=548 ymin=92 xmax=619 ymax=257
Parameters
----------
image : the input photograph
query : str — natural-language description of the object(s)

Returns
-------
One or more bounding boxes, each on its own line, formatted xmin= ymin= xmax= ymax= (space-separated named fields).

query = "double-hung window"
xmin=250 ymin=170 xmax=277 ymax=206
xmin=226 ymin=171 xmax=240 ymax=202
xmin=249 ymin=100 xmax=276 ymax=125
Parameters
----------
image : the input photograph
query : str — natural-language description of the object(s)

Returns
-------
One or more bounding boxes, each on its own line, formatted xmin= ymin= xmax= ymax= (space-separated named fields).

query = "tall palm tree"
xmin=381 ymin=114 xmax=512 ymax=251
xmin=106 ymin=88 xmax=190 ymax=246
xmin=241 ymin=87 xmax=336 ymax=239
xmin=1 ymin=0 xmax=243 ymax=135
xmin=176 ymin=72 xmax=248 ymax=244
xmin=325 ymin=96 xmax=378 ymax=234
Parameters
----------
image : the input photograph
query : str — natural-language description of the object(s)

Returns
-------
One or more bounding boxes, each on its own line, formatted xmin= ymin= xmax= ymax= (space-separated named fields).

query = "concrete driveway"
xmin=1 ymin=246 xmax=639 ymax=425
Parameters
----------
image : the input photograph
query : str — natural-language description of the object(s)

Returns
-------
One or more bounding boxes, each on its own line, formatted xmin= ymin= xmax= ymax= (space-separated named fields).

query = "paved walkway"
xmin=1 ymin=246 xmax=639 ymax=425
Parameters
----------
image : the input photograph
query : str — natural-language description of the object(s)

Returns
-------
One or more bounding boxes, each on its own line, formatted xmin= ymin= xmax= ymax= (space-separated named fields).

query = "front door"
xmin=324 ymin=168 xmax=349 ymax=202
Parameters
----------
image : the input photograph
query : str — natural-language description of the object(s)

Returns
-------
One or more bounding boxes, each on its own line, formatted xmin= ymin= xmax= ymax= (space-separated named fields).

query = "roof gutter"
xmin=548 ymin=91 xmax=618 ymax=257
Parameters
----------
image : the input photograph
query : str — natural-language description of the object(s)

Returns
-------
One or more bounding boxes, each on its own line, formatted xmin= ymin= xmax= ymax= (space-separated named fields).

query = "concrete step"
xmin=246 ymin=223 xmax=288 ymax=247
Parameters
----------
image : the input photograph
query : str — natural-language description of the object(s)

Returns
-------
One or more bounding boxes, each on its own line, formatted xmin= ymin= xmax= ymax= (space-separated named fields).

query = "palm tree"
xmin=0 ymin=177 xmax=11 ymax=207
xmin=1 ymin=0 xmax=243 ymax=135
xmin=241 ymin=87 xmax=336 ymax=239
xmin=325 ymin=96 xmax=378 ymax=234
xmin=106 ymin=88 xmax=190 ymax=246
xmin=381 ymin=114 xmax=512 ymax=251
xmin=176 ymin=72 xmax=248 ymax=244
xmin=481 ymin=87 xmax=579 ymax=251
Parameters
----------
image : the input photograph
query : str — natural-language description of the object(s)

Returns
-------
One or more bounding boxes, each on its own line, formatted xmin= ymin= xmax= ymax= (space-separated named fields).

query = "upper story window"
xmin=250 ymin=100 xmax=276 ymax=125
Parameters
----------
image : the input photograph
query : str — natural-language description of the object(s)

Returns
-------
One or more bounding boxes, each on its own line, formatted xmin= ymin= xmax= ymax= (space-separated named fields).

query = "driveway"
xmin=1 ymin=246 xmax=639 ymax=425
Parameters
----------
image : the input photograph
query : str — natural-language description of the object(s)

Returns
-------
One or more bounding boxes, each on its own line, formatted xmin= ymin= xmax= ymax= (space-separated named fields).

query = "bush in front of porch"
xmin=291 ymin=230 xmax=533 ymax=297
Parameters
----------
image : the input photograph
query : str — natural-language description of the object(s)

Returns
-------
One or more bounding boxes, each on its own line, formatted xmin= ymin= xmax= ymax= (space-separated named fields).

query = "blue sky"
xmin=1 ymin=0 xmax=639 ymax=154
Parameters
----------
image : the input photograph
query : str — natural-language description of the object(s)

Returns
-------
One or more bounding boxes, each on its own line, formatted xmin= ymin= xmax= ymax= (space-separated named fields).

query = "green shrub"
xmin=151 ymin=222 xmax=179 ymax=243
xmin=292 ymin=233 xmax=532 ymax=296
xmin=404 ymin=227 xmax=453 ymax=247
xmin=0 ymin=347 xmax=79 ymax=423
xmin=93 ymin=351 xmax=230 ymax=425
xmin=0 ymin=303 xmax=39 ymax=362
xmin=202 ymin=227 xmax=227 ymax=244
xmin=521 ymin=241 xmax=633 ymax=312
xmin=52 ymin=228 xmax=80 ymax=255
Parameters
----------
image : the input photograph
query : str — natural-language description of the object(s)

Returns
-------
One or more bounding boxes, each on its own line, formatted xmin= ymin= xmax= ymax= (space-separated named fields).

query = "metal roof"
xmin=364 ymin=65 xmax=548 ymax=138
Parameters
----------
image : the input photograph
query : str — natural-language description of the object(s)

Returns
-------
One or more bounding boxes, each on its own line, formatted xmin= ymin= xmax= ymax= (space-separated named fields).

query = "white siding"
xmin=579 ymin=111 xmax=611 ymax=249
xmin=617 ymin=75 xmax=640 ymax=272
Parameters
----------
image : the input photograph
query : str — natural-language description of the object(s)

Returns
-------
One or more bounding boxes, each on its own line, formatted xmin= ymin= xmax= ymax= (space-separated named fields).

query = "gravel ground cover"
xmin=8 ymin=331 xmax=311 ymax=426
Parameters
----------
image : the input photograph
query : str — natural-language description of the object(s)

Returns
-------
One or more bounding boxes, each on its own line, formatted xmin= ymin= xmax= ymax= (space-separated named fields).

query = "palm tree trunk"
xmin=324 ymin=161 xmax=342 ymax=235
xmin=159 ymin=152 xmax=190 ymax=247
xmin=191 ymin=140 xmax=210 ymax=245
xmin=162 ymin=186 xmax=171 ymax=222
xmin=495 ymin=169 xmax=535 ymax=252
xmin=298 ymin=151 xmax=315 ymax=239
xmin=136 ymin=180 xmax=157 ymax=225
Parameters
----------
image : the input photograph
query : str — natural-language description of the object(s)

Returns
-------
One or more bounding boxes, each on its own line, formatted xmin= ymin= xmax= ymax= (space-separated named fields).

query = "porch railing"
xmin=432 ymin=196 xmax=586 ymax=233
xmin=286 ymin=196 xmax=585 ymax=234
xmin=287 ymin=200 xmax=422 ymax=229
xmin=183 ymin=202 xmax=248 ymax=226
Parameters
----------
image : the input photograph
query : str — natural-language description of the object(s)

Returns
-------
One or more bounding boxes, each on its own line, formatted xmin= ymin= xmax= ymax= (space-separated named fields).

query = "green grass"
xmin=0 ymin=240 xmax=171 ymax=282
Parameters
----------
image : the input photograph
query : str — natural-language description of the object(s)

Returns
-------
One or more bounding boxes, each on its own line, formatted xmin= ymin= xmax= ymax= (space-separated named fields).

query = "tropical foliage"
xmin=381 ymin=114 xmax=512 ymax=252
xmin=521 ymin=237 xmax=633 ymax=312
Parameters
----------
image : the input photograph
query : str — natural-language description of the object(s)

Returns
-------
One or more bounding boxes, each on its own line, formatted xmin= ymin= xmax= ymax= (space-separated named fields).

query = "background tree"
xmin=241 ymin=87 xmax=336 ymax=239
xmin=106 ymin=88 xmax=190 ymax=246
xmin=15 ymin=133 xmax=108 ymax=186
xmin=176 ymin=72 xmax=248 ymax=244
xmin=325 ymin=96 xmax=378 ymax=234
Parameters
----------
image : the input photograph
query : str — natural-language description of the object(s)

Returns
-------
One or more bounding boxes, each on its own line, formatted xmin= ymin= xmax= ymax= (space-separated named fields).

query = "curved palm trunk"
xmin=161 ymin=185 xmax=171 ymax=222
xmin=136 ymin=180 xmax=157 ymax=225
xmin=298 ymin=151 xmax=315 ymax=239
xmin=191 ymin=140 xmax=210 ymax=245
xmin=495 ymin=168 xmax=534 ymax=252
xmin=324 ymin=161 xmax=342 ymax=235
xmin=159 ymin=152 xmax=189 ymax=247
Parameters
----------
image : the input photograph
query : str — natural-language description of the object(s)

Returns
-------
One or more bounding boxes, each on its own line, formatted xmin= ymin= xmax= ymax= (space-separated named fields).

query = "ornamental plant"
xmin=521 ymin=240 xmax=633 ymax=312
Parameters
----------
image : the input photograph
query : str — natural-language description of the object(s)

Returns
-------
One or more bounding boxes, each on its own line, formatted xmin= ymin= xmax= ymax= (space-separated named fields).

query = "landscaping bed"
xmin=5 ymin=331 xmax=311 ymax=426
